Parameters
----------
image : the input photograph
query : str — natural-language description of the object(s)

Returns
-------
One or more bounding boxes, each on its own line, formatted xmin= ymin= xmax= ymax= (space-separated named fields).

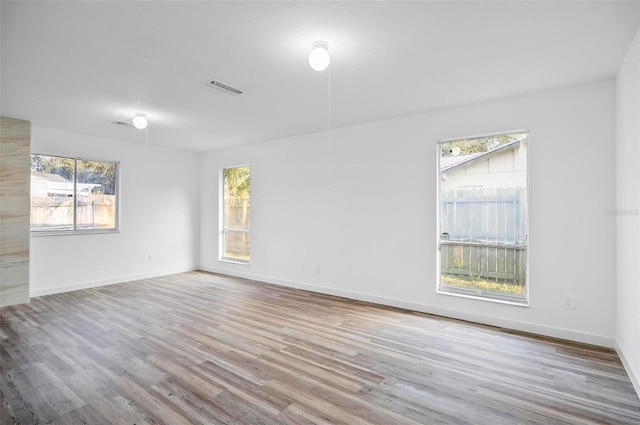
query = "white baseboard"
xmin=29 ymin=266 xmax=197 ymax=298
xmin=199 ymin=266 xmax=615 ymax=348
xmin=616 ymin=342 xmax=640 ymax=400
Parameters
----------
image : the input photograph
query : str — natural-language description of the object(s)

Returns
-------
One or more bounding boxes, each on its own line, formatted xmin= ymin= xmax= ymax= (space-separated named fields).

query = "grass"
xmin=441 ymin=274 xmax=525 ymax=297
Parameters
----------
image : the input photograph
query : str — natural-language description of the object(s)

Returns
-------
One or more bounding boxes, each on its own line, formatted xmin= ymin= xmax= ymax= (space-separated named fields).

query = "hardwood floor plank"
xmin=278 ymin=402 xmax=336 ymax=425
xmin=150 ymin=377 xmax=223 ymax=425
xmin=1 ymin=271 xmax=639 ymax=424
xmin=195 ymin=360 xmax=285 ymax=417
xmin=55 ymin=403 xmax=117 ymax=425
xmin=89 ymin=393 xmax=155 ymax=425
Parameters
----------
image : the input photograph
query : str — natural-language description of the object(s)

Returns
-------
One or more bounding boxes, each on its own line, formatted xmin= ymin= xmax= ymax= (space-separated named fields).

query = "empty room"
xmin=2 ymin=1 xmax=640 ymax=424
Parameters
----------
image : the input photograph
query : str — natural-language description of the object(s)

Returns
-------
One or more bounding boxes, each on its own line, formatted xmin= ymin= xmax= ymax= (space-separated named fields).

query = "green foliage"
xmin=441 ymin=274 xmax=525 ymax=297
xmin=31 ymin=154 xmax=74 ymax=181
xmin=441 ymin=133 xmax=524 ymax=157
xmin=77 ymin=160 xmax=116 ymax=195
xmin=31 ymin=155 xmax=117 ymax=195
xmin=224 ymin=166 xmax=251 ymax=203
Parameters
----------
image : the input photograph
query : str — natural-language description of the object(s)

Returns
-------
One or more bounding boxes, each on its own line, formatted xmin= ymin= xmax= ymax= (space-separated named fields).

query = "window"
xmin=437 ymin=131 xmax=528 ymax=304
xmin=30 ymin=154 xmax=119 ymax=233
xmin=220 ymin=165 xmax=250 ymax=263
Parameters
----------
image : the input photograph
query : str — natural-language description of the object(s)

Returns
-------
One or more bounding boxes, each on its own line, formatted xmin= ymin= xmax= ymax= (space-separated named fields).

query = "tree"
xmin=30 ymin=154 xmax=74 ymax=180
xmin=224 ymin=166 xmax=251 ymax=204
xmin=77 ymin=160 xmax=116 ymax=195
xmin=441 ymin=133 xmax=522 ymax=157
xmin=30 ymin=155 xmax=116 ymax=194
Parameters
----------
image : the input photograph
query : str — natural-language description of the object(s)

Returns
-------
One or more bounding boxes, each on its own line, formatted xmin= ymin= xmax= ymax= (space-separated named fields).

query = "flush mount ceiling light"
xmin=132 ymin=113 xmax=148 ymax=130
xmin=309 ymin=41 xmax=330 ymax=72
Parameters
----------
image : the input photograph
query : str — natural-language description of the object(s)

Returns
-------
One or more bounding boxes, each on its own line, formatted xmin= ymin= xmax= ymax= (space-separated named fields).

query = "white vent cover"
xmin=202 ymin=79 xmax=243 ymax=95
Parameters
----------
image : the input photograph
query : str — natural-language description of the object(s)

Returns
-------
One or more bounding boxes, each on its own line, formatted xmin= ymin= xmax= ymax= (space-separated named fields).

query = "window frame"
xmin=219 ymin=164 xmax=251 ymax=265
xmin=30 ymin=153 xmax=120 ymax=236
xmin=436 ymin=130 xmax=530 ymax=306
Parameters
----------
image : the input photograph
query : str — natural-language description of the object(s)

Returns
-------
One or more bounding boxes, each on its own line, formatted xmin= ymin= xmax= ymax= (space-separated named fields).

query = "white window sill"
xmin=219 ymin=258 xmax=250 ymax=266
xmin=31 ymin=229 xmax=119 ymax=237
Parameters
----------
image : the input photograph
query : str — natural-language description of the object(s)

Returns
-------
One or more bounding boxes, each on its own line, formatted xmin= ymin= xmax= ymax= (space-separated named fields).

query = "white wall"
xmin=616 ymin=29 xmax=640 ymax=395
xmin=201 ymin=79 xmax=617 ymax=347
xmin=441 ymin=145 xmax=527 ymax=190
xmin=30 ymin=126 xmax=200 ymax=296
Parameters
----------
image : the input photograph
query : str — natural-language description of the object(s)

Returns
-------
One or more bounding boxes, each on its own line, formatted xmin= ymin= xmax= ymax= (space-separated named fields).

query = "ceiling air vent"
xmin=202 ymin=79 xmax=243 ymax=95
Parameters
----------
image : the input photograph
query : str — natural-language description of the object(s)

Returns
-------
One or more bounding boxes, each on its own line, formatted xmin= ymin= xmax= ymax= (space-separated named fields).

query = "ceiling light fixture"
xmin=132 ymin=113 xmax=148 ymax=130
xmin=202 ymin=79 xmax=244 ymax=95
xmin=309 ymin=41 xmax=330 ymax=72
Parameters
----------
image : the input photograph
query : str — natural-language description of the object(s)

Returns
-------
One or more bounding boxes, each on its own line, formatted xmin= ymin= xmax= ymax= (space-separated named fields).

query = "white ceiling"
xmin=2 ymin=1 xmax=639 ymax=152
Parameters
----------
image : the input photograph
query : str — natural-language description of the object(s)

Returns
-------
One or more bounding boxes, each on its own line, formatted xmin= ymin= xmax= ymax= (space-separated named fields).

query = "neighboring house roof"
xmin=31 ymin=172 xmax=71 ymax=183
xmin=440 ymin=136 xmax=526 ymax=172
xmin=440 ymin=152 xmax=485 ymax=170
xmin=31 ymin=172 xmax=102 ymax=196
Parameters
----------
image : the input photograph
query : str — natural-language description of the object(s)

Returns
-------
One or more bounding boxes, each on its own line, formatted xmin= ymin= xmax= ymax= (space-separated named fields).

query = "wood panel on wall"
xmin=0 ymin=116 xmax=30 ymax=307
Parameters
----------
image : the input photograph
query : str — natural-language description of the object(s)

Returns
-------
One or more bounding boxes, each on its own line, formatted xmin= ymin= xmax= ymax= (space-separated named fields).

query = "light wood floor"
xmin=1 ymin=272 xmax=639 ymax=424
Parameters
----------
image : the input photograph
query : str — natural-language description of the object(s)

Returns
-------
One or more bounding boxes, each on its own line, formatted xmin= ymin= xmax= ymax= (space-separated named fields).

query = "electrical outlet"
xmin=564 ymin=295 xmax=576 ymax=310
xmin=149 ymin=254 xmax=155 ymax=262
xmin=301 ymin=263 xmax=306 ymax=271
xmin=314 ymin=264 xmax=320 ymax=274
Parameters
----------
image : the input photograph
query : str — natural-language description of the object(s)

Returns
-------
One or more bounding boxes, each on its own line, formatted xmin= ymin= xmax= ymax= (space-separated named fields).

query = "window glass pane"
xmin=439 ymin=133 xmax=528 ymax=302
xmin=31 ymin=154 xmax=118 ymax=233
xmin=222 ymin=165 xmax=250 ymax=261
xmin=30 ymin=154 xmax=75 ymax=231
xmin=76 ymin=159 xmax=117 ymax=230
xmin=223 ymin=231 xmax=250 ymax=262
xmin=223 ymin=193 xmax=250 ymax=231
